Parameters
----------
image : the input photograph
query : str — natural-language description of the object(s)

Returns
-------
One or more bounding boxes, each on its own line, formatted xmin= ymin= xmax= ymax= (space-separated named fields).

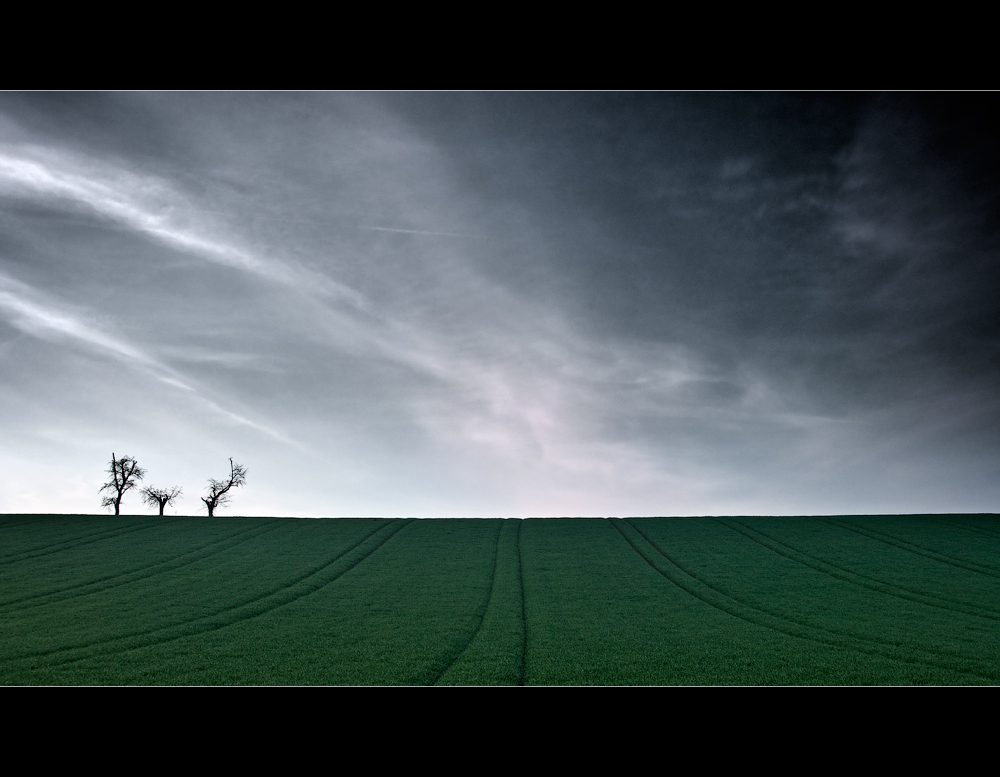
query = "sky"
xmin=0 ymin=92 xmax=998 ymax=517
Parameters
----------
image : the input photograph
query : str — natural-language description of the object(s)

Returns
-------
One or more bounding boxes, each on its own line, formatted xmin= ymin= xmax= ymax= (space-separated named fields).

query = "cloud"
xmin=156 ymin=345 xmax=274 ymax=370
xmin=0 ymin=271 xmax=294 ymax=446
xmin=0 ymin=145 xmax=368 ymax=310
xmin=0 ymin=141 xmax=571 ymax=463
xmin=359 ymin=226 xmax=477 ymax=238
xmin=0 ymin=272 xmax=161 ymax=371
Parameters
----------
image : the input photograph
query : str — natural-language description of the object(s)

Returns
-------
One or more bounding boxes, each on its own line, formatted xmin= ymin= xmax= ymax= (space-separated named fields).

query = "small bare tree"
xmin=142 ymin=485 xmax=183 ymax=516
xmin=202 ymin=458 xmax=247 ymax=517
xmin=99 ymin=453 xmax=146 ymax=515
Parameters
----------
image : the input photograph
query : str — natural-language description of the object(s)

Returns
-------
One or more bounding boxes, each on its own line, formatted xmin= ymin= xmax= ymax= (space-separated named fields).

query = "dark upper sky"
xmin=1 ymin=92 xmax=997 ymax=516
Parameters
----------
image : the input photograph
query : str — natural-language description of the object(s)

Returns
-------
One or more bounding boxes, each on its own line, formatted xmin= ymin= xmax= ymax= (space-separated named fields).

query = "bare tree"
xmin=202 ymin=458 xmax=247 ymax=517
xmin=99 ymin=453 xmax=146 ymax=515
xmin=142 ymin=485 xmax=183 ymax=516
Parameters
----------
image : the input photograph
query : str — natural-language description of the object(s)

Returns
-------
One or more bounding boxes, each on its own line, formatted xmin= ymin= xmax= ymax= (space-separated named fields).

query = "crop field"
xmin=2 ymin=514 xmax=999 ymax=685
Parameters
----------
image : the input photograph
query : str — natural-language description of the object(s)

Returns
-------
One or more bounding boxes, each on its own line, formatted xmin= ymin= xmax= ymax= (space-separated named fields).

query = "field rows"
xmin=1 ymin=514 xmax=999 ymax=684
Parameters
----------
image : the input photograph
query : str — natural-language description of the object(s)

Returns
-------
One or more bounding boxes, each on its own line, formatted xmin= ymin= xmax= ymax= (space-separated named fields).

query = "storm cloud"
xmin=1 ymin=92 xmax=997 ymax=516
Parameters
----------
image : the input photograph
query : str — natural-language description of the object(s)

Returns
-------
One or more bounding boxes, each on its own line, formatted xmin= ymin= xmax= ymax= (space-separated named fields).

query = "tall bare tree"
xmin=99 ymin=453 xmax=146 ymax=515
xmin=142 ymin=485 xmax=183 ymax=516
xmin=202 ymin=458 xmax=247 ymax=517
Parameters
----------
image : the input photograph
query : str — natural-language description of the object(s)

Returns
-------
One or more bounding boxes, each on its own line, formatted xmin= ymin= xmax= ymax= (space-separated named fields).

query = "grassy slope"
xmin=1 ymin=514 xmax=999 ymax=685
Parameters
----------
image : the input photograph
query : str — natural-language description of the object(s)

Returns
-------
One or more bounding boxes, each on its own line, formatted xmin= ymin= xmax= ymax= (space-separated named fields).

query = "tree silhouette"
xmin=99 ymin=453 xmax=146 ymax=515
xmin=142 ymin=485 xmax=183 ymax=516
xmin=202 ymin=458 xmax=246 ymax=517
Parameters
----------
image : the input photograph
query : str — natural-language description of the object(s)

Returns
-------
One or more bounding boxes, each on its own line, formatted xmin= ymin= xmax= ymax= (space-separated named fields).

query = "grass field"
xmin=2 ymin=514 xmax=999 ymax=685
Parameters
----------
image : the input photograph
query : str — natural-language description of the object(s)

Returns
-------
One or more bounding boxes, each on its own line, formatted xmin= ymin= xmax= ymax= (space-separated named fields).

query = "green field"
xmin=2 ymin=514 xmax=999 ymax=685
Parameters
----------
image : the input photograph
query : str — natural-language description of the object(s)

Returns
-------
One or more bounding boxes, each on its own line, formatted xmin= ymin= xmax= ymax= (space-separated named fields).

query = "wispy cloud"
xmin=0 ymin=145 xmax=368 ymax=309
xmin=0 ymin=144 xmax=576 ymax=462
xmin=0 ymin=140 xmax=833 ymax=495
xmin=0 ymin=273 xmax=162 ymax=371
xmin=359 ymin=226 xmax=477 ymax=238
xmin=0 ymin=271 xmax=295 ymax=445
xmin=156 ymin=345 xmax=274 ymax=370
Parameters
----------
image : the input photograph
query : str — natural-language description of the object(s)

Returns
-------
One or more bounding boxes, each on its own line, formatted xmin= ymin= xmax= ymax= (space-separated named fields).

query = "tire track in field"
xmin=517 ymin=519 xmax=527 ymax=687
xmin=0 ymin=519 xmax=287 ymax=612
xmin=432 ymin=520 xmax=526 ymax=686
xmin=0 ymin=520 xmax=162 ymax=565
xmin=615 ymin=520 xmax=999 ymax=682
xmin=823 ymin=518 xmax=1000 ymax=580
xmin=0 ymin=519 xmax=151 ymax=557
xmin=423 ymin=521 xmax=502 ymax=686
xmin=1 ymin=519 xmax=408 ymax=671
xmin=716 ymin=519 xmax=1000 ymax=622
xmin=929 ymin=516 xmax=1000 ymax=542
xmin=0 ymin=516 xmax=57 ymax=531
